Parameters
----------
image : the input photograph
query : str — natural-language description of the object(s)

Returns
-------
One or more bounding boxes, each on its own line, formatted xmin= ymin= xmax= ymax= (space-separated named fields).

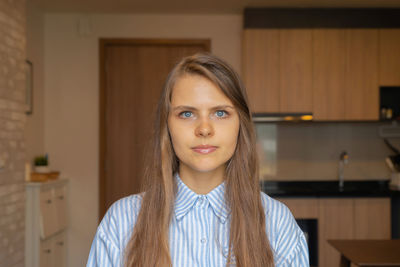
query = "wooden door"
xmin=99 ymin=39 xmax=210 ymax=219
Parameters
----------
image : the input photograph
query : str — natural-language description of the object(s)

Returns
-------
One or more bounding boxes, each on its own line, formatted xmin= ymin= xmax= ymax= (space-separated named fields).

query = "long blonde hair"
xmin=125 ymin=52 xmax=274 ymax=267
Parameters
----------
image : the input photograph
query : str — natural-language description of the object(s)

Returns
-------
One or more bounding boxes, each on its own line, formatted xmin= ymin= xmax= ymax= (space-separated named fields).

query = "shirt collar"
xmin=174 ymin=173 xmax=230 ymax=224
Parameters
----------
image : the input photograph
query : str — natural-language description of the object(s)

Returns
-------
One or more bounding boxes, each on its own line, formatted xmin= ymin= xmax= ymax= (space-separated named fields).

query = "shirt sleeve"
xmin=86 ymin=228 xmax=120 ymax=267
xmin=286 ymin=230 xmax=309 ymax=266
xmin=272 ymin=201 xmax=310 ymax=266
xmin=86 ymin=202 xmax=123 ymax=267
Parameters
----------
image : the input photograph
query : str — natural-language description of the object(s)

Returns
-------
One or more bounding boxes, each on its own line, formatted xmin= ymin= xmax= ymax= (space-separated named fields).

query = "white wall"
xmin=26 ymin=0 xmax=45 ymax=163
xmin=44 ymin=13 xmax=242 ymax=267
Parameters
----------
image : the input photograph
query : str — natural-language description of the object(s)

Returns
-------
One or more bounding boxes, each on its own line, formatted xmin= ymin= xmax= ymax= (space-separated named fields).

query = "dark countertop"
xmin=260 ymin=180 xmax=400 ymax=198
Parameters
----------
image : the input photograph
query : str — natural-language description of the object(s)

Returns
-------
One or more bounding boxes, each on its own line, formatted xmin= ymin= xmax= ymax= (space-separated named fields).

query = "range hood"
xmin=252 ymin=113 xmax=313 ymax=122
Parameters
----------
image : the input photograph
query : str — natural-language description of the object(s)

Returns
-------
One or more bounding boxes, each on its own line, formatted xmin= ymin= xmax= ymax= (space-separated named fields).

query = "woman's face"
xmin=168 ymin=74 xmax=240 ymax=175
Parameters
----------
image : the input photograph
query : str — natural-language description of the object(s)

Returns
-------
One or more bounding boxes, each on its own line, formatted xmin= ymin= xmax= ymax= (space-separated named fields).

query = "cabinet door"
xmin=379 ymin=29 xmax=400 ymax=86
xmin=345 ymin=29 xmax=379 ymax=120
xmin=280 ymin=29 xmax=313 ymax=113
xmin=354 ymin=198 xmax=391 ymax=239
xmin=242 ymin=29 xmax=280 ymax=113
xmin=319 ymin=199 xmax=354 ymax=267
xmin=40 ymin=189 xmax=58 ymax=239
xmin=312 ymin=29 xmax=346 ymax=121
xmin=276 ymin=198 xmax=318 ymax=219
xmin=54 ymin=186 xmax=67 ymax=231
xmin=40 ymin=238 xmax=54 ymax=267
xmin=53 ymin=232 xmax=66 ymax=267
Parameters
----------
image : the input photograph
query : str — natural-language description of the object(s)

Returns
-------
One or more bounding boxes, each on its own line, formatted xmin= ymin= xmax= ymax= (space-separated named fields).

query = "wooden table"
xmin=328 ymin=239 xmax=400 ymax=267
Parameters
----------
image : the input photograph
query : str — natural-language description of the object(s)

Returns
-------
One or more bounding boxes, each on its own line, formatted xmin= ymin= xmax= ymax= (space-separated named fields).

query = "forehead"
xmin=170 ymin=74 xmax=233 ymax=106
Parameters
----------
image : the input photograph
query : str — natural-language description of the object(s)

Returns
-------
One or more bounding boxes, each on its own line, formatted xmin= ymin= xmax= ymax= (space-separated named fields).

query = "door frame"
xmin=98 ymin=38 xmax=211 ymax=221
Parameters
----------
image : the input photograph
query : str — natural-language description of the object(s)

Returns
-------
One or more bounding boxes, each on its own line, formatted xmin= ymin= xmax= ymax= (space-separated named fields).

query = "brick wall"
xmin=0 ymin=0 xmax=27 ymax=266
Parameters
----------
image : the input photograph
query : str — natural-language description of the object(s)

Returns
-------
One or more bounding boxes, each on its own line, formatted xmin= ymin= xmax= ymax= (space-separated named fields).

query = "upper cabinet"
xmin=312 ymin=29 xmax=379 ymax=121
xmin=242 ymin=8 xmax=400 ymax=121
xmin=344 ymin=29 xmax=379 ymax=120
xmin=243 ymin=29 xmax=313 ymax=114
xmin=312 ymin=29 xmax=346 ymax=121
xmin=379 ymin=29 xmax=400 ymax=86
xmin=242 ymin=29 xmax=280 ymax=113
xmin=243 ymin=28 xmax=380 ymax=121
xmin=280 ymin=29 xmax=313 ymax=113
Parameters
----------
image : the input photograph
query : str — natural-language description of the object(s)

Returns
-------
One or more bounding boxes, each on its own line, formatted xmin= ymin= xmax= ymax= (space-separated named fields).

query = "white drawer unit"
xmin=39 ymin=232 xmax=66 ymax=267
xmin=25 ymin=179 xmax=68 ymax=267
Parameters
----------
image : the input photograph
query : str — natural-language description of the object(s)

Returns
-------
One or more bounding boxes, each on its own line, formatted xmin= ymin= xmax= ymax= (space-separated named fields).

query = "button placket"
xmin=197 ymin=196 xmax=209 ymax=247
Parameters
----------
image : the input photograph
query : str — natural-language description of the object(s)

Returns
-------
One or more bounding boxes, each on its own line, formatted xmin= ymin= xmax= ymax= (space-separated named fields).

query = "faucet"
xmin=339 ymin=151 xmax=349 ymax=191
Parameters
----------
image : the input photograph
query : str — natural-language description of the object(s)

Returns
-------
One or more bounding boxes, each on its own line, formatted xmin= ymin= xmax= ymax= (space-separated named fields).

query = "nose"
xmin=195 ymin=119 xmax=214 ymax=137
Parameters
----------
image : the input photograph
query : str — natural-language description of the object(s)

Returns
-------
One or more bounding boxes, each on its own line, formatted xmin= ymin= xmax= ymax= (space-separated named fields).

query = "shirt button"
xmin=198 ymin=198 xmax=204 ymax=204
xmin=200 ymin=238 xmax=207 ymax=243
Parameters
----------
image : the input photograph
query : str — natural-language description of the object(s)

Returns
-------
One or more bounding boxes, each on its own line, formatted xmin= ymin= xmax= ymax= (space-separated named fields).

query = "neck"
xmin=179 ymin=165 xmax=225 ymax=194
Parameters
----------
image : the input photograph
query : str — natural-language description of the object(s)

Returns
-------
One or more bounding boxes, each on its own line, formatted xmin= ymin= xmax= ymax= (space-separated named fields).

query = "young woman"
xmin=87 ymin=53 xmax=309 ymax=267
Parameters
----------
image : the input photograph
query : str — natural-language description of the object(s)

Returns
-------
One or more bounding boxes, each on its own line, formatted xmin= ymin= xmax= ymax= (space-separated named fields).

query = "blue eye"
xmin=180 ymin=111 xmax=193 ymax=118
xmin=215 ymin=110 xmax=228 ymax=118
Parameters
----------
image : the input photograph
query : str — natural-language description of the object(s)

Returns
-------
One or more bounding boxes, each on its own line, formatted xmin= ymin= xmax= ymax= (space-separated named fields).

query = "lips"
xmin=192 ymin=145 xmax=218 ymax=154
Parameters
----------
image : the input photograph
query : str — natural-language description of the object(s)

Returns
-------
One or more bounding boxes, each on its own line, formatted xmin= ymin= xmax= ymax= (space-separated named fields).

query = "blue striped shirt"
xmin=87 ymin=174 xmax=309 ymax=266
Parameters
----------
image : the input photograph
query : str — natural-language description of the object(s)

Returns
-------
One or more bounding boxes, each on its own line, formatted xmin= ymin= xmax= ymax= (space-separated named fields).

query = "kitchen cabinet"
xmin=313 ymin=29 xmax=379 ymax=121
xmin=318 ymin=199 xmax=354 ymax=267
xmin=277 ymin=197 xmax=390 ymax=267
xmin=242 ymin=29 xmax=313 ymax=113
xmin=344 ymin=29 xmax=379 ymax=120
xmin=276 ymin=198 xmax=318 ymax=219
xmin=25 ymin=179 xmax=68 ymax=267
xmin=280 ymin=29 xmax=313 ymax=113
xmin=242 ymin=29 xmax=280 ymax=113
xmin=354 ymin=198 xmax=391 ymax=239
xmin=312 ymin=29 xmax=346 ymax=120
xmin=379 ymin=29 xmax=400 ymax=86
xmin=243 ymin=28 xmax=381 ymax=120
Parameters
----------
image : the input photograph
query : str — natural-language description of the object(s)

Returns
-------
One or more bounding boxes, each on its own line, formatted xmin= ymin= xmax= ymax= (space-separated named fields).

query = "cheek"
xmin=168 ymin=120 xmax=188 ymax=153
xmin=218 ymin=119 xmax=240 ymax=150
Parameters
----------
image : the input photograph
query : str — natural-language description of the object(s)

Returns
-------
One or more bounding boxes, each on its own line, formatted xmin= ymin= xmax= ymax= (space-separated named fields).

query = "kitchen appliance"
xmin=296 ymin=219 xmax=318 ymax=267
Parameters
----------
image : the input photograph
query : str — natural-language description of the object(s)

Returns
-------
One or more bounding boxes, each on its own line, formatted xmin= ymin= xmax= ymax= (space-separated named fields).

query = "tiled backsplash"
xmin=256 ymin=122 xmax=400 ymax=181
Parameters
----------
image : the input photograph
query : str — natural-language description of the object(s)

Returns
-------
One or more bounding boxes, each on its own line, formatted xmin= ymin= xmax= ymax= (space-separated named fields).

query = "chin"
xmin=186 ymin=164 xmax=217 ymax=173
xmin=187 ymin=161 xmax=227 ymax=173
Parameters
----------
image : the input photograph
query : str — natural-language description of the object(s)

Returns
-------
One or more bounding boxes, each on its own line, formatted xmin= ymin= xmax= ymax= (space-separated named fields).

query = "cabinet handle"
xmin=58 ymin=195 xmax=64 ymax=200
xmin=44 ymin=249 xmax=51 ymax=253
xmin=57 ymin=241 xmax=64 ymax=246
xmin=46 ymin=199 xmax=52 ymax=204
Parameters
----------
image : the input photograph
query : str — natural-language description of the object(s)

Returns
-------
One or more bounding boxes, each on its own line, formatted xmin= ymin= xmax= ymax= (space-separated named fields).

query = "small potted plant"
xmin=34 ymin=154 xmax=50 ymax=173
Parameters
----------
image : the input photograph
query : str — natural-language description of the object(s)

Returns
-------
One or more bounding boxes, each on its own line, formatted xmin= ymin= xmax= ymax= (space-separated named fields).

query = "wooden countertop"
xmin=328 ymin=239 xmax=400 ymax=267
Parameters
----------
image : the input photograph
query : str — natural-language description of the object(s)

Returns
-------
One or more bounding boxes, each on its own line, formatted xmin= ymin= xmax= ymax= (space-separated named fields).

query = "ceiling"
xmin=31 ymin=0 xmax=400 ymax=14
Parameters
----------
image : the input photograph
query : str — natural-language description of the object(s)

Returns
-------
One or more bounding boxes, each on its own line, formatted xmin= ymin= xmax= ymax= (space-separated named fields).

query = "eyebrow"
xmin=171 ymin=105 xmax=235 ymax=111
